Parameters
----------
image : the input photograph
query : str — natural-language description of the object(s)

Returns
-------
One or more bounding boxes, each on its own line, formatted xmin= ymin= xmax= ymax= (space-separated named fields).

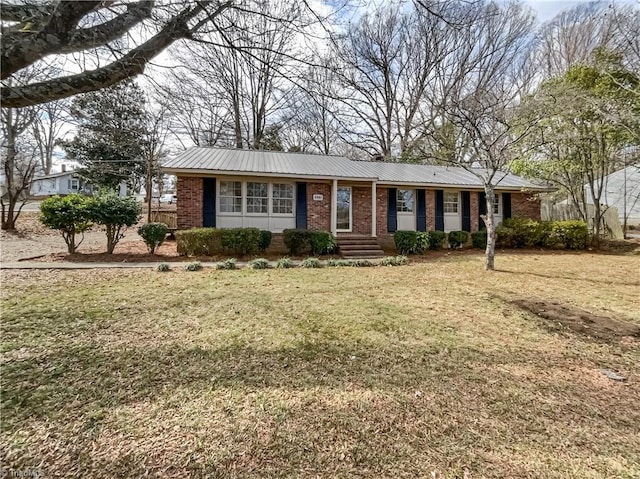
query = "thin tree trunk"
xmin=483 ymin=185 xmax=497 ymax=271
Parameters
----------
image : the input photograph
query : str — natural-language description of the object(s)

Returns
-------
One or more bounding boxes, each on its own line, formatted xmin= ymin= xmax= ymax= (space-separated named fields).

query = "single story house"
xmin=30 ymin=167 xmax=92 ymax=197
xmin=162 ymin=148 xmax=548 ymax=248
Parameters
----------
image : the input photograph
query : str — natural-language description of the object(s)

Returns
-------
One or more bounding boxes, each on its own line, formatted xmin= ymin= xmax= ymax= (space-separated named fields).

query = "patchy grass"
xmin=1 ymin=252 xmax=639 ymax=478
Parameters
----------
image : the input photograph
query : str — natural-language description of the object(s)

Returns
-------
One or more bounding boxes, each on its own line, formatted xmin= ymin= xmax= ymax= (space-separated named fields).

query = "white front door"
xmin=336 ymin=187 xmax=352 ymax=232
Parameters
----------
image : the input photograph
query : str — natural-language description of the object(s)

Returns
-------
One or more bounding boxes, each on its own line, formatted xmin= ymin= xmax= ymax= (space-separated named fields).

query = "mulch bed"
xmin=511 ymin=298 xmax=640 ymax=343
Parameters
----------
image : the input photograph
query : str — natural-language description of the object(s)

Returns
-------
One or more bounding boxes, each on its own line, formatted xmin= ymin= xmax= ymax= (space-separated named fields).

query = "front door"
xmin=337 ymin=187 xmax=352 ymax=231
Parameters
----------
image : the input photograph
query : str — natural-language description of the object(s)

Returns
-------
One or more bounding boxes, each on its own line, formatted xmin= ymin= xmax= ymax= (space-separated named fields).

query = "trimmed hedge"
xmin=176 ymin=228 xmax=224 ymax=256
xmin=258 ymin=230 xmax=272 ymax=252
xmin=471 ymin=230 xmax=487 ymax=249
xmin=394 ymin=231 xmax=429 ymax=255
xmin=176 ymin=227 xmax=267 ymax=256
xmin=447 ymin=230 xmax=468 ymax=249
xmin=427 ymin=230 xmax=446 ymax=250
xmin=478 ymin=218 xmax=589 ymax=250
xmin=283 ymin=229 xmax=336 ymax=255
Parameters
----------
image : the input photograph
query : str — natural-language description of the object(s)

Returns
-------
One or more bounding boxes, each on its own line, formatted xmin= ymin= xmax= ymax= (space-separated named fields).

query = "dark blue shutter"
xmin=416 ymin=189 xmax=426 ymax=232
xmin=502 ymin=192 xmax=512 ymax=220
xmin=461 ymin=191 xmax=471 ymax=232
xmin=296 ymin=182 xmax=307 ymax=229
xmin=387 ymin=188 xmax=397 ymax=232
xmin=203 ymin=177 xmax=216 ymax=227
xmin=435 ymin=190 xmax=444 ymax=231
xmin=478 ymin=192 xmax=486 ymax=229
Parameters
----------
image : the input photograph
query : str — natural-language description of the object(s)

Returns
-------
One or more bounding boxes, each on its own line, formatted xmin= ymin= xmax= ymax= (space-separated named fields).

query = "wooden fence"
xmin=149 ymin=211 xmax=177 ymax=230
xmin=541 ymin=203 xmax=623 ymax=239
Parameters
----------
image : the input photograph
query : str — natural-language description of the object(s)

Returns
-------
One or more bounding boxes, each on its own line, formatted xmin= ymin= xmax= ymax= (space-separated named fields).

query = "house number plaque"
xmin=313 ymin=194 xmax=324 ymax=201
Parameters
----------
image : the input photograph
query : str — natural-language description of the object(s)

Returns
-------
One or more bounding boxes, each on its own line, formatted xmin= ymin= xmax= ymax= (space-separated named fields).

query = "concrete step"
xmin=338 ymin=243 xmax=381 ymax=250
xmin=341 ymin=249 xmax=385 ymax=258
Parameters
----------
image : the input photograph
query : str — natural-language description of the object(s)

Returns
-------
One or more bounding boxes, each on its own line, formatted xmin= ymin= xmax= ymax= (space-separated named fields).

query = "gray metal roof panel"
xmin=162 ymin=147 xmax=548 ymax=190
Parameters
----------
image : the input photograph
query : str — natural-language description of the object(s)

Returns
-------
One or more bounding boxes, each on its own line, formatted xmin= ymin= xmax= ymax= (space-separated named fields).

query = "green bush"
xmin=275 ymin=257 xmax=294 ymax=269
xmin=283 ymin=229 xmax=312 ymax=255
xmin=175 ymin=228 xmax=224 ymax=256
xmin=394 ymin=231 xmax=429 ymax=255
xmin=156 ymin=263 xmax=171 ymax=272
xmin=215 ymin=258 xmax=237 ymax=270
xmin=87 ymin=193 xmax=141 ymax=253
xmin=221 ymin=227 xmax=261 ymax=255
xmin=551 ymin=220 xmax=589 ymax=249
xmin=326 ymin=258 xmax=351 ymax=267
xmin=447 ymin=230 xmax=468 ymax=249
xmin=351 ymin=259 xmax=373 ymax=267
xmin=311 ymin=231 xmax=337 ymax=255
xmin=471 ymin=230 xmax=487 ymax=249
xmin=300 ymin=257 xmax=322 ymax=268
xmin=427 ymin=230 xmax=446 ymax=250
xmin=380 ymin=255 xmax=409 ymax=266
xmin=248 ymin=258 xmax=270 ymax=269
xmin=138 ymin=222 xmax=168 ymax=254
xmin=185 ymin=261 xmax=202 ymax=272
xmin=39 ymin=194 xmax=93 ymax=254
xmin=258 ymin=230 xmax=272 ymax=252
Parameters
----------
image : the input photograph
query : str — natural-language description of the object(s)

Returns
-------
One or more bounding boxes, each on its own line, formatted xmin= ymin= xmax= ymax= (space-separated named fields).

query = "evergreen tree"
xmin=61 ymin=81 xmax=148 ymax=192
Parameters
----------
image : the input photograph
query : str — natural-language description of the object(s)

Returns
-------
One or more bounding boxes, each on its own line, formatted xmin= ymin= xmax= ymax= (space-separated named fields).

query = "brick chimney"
xmin=61 ymin=164 xmax=66 ymax=172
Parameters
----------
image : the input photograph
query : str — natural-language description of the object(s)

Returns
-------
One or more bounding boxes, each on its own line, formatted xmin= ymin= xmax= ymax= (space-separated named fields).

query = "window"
xmin=68 ymin=178 xmax=79 ymax=191
xmin=219 ymin=181 xmax=242 ymax=213
xmin=493 ymin=194 xmax=501 ymax=215
xmin=397 ymin=189 xmax=414 ymax=213
xmin=272 ymin=183 xmax=293 ymax=214
xmin=246 ymin=182 xmax=268 ymax=214
xmin=444 ymin=192 xmax=459 ymax=214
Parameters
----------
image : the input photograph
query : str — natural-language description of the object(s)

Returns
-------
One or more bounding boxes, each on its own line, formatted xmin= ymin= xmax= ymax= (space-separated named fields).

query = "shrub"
xmin=258 ymin=230 xmax=272 ymax=252
xmin=138 ymin=222 xmax=168 ymax=254
xmin=551 ymin=220 xmax=589 ymax=249
xmin=283 ymin=229 xmax=312 ymax=255
xmin=248 ymin=258 xmax=270 ymax=269
xmin=447 ymin=230 xmax=468 ymax=249
xmin=351 ymin=259 xmax=373 ymax=267
xmin=156 ymin=262 xmax=171 ymax=272
xmin=380 ymin=255 xmax=409 ymax=266
xmin=310 ymin=231 xmax=337 ymax=255
xmin=394 ymin=231 xmax=429 ymax=255
xmin=175 ymin=228 xmax=224 ymax=256
xmin=327 ymin=258 xmax=351 ymax=267
xmin=39 ymin=194 xmax=93 ymax=254
xmin=300 ymin=257 xmax=322 ymax=268
xmin=221 ymin=227 xmax=261 ymax=255
xmin=87 ymin=194 xmax=141 ymax=254
xmin=275 ymin=257 xmax=294 ymax=269
xmin=427 ymin=230 xmax=446 ymax=250
xmin=215 ymin=258 xmax=237 ymax=270
xmin=471 ymin=230 xmax=487 ymax=249
xmin=185 ymin=261 xmax=202 ymax=271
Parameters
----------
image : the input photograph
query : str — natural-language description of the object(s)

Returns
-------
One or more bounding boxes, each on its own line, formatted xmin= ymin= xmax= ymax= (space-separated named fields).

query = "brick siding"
xmin=470 ymin=192 xmax=479 ymax=232
xmin=511 ymin=192 xmax=541 ymax=220
xmin=177 ymin=176 xmax=203 ymax=229
xmin=352 ymin=186 xmax=373 ymax=235
xmin=307 ymin=183 xmax=331 ymax=231
xmin=426 ymin=190 xmax=436 ymax=231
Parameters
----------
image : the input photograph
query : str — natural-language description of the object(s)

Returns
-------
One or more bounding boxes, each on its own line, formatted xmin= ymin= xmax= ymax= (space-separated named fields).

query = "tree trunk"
xmin=483 ymin=186 xmax=497 ymax=271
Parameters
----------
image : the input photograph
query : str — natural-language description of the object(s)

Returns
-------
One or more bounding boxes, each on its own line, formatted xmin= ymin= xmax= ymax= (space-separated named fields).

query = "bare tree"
xmin=31 ymin=98 xmax=68 ymax=175
xmin=421 ymin=1 xmax=537 ymax=270
xmin=1 ymin=105 xmax=37 ymax=230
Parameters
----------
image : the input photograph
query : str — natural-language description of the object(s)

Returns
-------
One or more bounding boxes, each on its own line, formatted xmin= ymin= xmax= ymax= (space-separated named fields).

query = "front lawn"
xmin=1 ymin=252 xmax=639 ymax=478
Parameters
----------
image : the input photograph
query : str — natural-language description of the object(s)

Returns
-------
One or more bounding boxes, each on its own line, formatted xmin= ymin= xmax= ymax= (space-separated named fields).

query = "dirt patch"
xmin=511 ymin=299 xmax=640 ymax=343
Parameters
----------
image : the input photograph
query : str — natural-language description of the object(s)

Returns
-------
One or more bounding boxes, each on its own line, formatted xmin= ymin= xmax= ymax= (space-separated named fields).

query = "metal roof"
xmin=162 ymin=147 xmax=375 ymax=181
xmin=162 ymin=147 xmax=549 ymax=191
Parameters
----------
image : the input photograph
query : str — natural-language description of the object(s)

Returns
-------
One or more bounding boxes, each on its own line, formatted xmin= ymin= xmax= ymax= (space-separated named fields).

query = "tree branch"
xmin=1 ymin=1 xmax=228 ymax=108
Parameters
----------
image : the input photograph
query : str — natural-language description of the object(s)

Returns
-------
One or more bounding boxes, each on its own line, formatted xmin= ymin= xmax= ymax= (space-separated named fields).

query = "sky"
xmin=524 ymin=0 xmax=592 ymax=22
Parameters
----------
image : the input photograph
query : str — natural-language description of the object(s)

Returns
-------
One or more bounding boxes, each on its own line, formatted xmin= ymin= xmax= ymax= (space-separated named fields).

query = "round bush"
xmin=138 ymin=222 xmax=169 ymax=254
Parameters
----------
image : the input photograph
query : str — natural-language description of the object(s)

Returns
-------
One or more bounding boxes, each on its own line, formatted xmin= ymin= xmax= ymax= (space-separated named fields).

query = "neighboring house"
xmin=30 ymin=168 xmax=92 ymax=197
xmin=162 ymin=148 xmax=549 ymax=247
xmin=587 ymin=166 xmax=640 ymax=226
